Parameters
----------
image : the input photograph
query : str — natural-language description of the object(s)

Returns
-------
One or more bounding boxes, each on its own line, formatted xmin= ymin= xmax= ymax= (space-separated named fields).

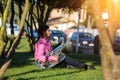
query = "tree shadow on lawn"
xmin=4 ymin=69 xmax=38 ymax=79
xmin=5 ymin=68 xmax=82 ymax=80
xmin=4 ymin=69 xmax=45 ymax=80
xmin=9 ymin=51 xmax=34 ymax=68
xmin=9 ymin=51 xmax=100 ymax=67
xmin=4 ymin=51 xmax=100 ymax=80
xmin=9 ymin=51 xmax=100 ymax=68
xmin=66 ymin=53 xmax=101 ymax=66
xmin=38 ymin=69 xmax=82 ymax=79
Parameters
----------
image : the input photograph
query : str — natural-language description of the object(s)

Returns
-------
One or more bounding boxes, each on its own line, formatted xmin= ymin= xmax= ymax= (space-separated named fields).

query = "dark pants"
xmin=60 ymin=56 xmax=86 ymax=68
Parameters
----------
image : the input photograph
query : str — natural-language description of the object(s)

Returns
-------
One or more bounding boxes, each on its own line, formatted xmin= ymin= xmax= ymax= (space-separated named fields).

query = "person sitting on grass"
xmin=34 ymin=25 xmax=95 ymax=70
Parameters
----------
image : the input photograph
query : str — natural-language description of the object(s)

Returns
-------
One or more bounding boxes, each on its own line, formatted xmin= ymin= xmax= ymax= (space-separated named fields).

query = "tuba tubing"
xmin=46 ymin=37 xmax=65 ymax=56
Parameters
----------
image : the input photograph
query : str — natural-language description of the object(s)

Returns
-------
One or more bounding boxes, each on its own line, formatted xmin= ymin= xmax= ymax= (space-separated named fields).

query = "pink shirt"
xmin=34 ymin=37 xmax=55 ymax=62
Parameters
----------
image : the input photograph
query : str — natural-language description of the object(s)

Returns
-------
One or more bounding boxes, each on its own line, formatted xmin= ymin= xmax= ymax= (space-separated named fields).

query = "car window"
xmin=14 ymin=26 xmax=18 ymax=28
xmin=71 ymin=32 xmax=93 ymax=39
xmin=71 ymin=32 xmax=77 ymax=39
xmin=79 ymin=33 xmax=92 ymax=38
xmin=51 ymin=30 xmax=63 ymax=34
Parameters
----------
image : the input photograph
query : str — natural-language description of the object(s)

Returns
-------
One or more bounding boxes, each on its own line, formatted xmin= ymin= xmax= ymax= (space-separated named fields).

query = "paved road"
xmin=78 ymin=46 xmax=94 ymax=54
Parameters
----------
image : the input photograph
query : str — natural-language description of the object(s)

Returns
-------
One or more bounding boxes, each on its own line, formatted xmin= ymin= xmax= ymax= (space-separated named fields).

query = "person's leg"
xmin=63 ymin=56 xmax=85 ymax=68
xmin=63 ymin=56 xmax=95 ymax=70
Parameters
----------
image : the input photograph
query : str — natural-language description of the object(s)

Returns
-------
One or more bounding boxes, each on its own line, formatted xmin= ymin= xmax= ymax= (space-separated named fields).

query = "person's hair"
xmin=39 ymin=25 xmax=49 ymax=37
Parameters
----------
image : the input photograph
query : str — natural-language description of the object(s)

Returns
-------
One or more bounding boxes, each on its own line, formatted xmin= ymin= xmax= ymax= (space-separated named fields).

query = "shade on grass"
xmin=3 ymin=38 xmax=102 ymax=80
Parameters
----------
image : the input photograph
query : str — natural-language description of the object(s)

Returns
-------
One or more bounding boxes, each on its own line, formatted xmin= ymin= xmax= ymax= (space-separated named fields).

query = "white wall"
xmin=6 ymin=23 xmax=19 ymax=36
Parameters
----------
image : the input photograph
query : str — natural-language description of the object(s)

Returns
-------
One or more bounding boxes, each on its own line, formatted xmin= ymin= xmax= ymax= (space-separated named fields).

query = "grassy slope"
xmin=3 ymin=38 xmax=102 ymax=80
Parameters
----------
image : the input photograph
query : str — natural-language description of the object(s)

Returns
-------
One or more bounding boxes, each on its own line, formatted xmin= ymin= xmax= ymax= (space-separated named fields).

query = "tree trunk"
xmin=112 ymin=56 xmax=120 ymax=80
xmin=87 ymin=0 xmax=120 ymax=80
xmin=6 ymin=0 xmax=15 ymax=55
xmin=0 ymin=0 xmax=12 ymax=57
xmin=0 ymin=0 xmax=30 ymax=79
xmin=0 ymin=0 xmax=3 ymax=15
xmin=0 ymin=59 xmax=12 ymax=80
xmin=107 ymin=0 xmax=120 ymax=43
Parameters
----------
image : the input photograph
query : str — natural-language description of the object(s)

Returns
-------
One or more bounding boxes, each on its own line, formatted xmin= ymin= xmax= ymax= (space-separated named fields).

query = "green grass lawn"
xmin=3 ymin=38 xmax=103 ymax=80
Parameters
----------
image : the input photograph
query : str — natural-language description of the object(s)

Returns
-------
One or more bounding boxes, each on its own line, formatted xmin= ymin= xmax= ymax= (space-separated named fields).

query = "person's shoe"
xmin=66 ymin=65 xmax=74 ymax=68
xmin=84 ymin=65 xmax=95 ymax=70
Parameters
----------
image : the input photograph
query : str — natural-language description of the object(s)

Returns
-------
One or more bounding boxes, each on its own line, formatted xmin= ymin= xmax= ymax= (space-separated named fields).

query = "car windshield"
xmin=71 ymin=32 xmax=93 ymax=39
xmin=51 ymin=30 xmax=63 ymax=35
xmin=79 ymin=33 xmax=92 ymax=38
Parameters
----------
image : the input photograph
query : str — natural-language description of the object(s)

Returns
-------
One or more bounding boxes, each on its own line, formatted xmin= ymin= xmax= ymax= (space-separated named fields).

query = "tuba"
xmin=47 ymin=37 xmax=65 ymax=56
xmin=36 ymin=37 xmax=66 ymax=69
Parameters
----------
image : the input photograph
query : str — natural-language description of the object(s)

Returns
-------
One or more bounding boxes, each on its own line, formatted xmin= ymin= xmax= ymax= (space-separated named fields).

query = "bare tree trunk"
xmin=9 ymin=0 xmax=15 ymax=47
xmin=0 ymin=0 xmax=30 ymax=79
xmin=6 ymin=0 xmax=15 ymax=56
xmin=0 ymin=1 xmax=3 ymax=15
xmin=112 ymin=56 xmax=120 ymax=80
xmin=107 ymin=0 xmax=120 ymax=42
xmin=0 ymin=59 xmax=12 ymax=80
xmin=25 ymin=7 xmax=34 ymax=53
xmin=0 ymin=0 xmax=11 ymax=57
xmin=25 ymin=1 xmax=53 ymax=50
xmin=87 ymin=0 xmax=113 ymax=80
xmin=87 ymin=0 xmax=120 ymax=80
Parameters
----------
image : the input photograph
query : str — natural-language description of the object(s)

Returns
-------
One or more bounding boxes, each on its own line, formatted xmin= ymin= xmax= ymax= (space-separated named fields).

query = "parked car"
xmin=94 ymin=35 xmax=120 ymax=54
xmin=111 ymin=36 xmax=120 ymax=52
xmin=50 ymin=30 xmax=67 ymax=42
xmin=70 ymin=32 xmax=94 ymax=47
